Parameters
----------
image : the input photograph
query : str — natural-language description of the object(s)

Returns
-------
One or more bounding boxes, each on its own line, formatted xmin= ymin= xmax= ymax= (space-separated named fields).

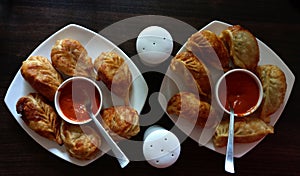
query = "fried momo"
xmin=213 ymin=116 xmax=274 ymax=147
xmin=60 ymin=121 xmax=101 ymax=160
xmin=51 ymin=38 xmax=95 ymax=78
xmin=256 ymin=65 xmax=287 ymax=123
xmin=170 ymin=51 xmax=211 ymax=98
xmin=220 ymin=25 xmax=259 ymax=71
xmin=16 ymin=93 xmax=62 ymax=145
xmin=94 ymin=52 xmax=132 ymax=104
xmin=167 ymin=92 xmax=213 ymax=127
xmin=100 ymin=106 xmax=140 ymax=140
xmin=186 ymin=30 xmax=230 ymax=71
xmin=20 ymin=56 xmax=63 ymax=101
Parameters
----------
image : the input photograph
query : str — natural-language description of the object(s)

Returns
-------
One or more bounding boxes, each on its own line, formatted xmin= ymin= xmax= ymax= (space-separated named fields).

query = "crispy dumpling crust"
xmin=60 ymin=121 xmax=101 ymax=160
xmin=256 ymin=65 xmax=287 ymax=123
xmin=213 ymin=116 xmax=274 ymax=147
xmin=51 ymin=38 xmax=95 ymax=78
xmin=94 ymin=52 xmax=132 ymax=103
xmin=220 ymin=25 xmax=259 ymax=71
xmin=170 ymin=51 xmax=211 ymax=98
xmin=167 ymin=92 xmax=214 ymax=127
xmin=100 ymin=106 xmax=140 ymax=140
xmin=16 ymin=93 xmax=62 ymax=145
xmin=186 ymin=30 xmax=230 ymax=71
xmin=20 ymin=56 xmax=63 ymax=101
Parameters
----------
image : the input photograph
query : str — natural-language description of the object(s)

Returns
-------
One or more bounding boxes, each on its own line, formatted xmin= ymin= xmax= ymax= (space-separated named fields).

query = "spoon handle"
xmin=225 ymin=107 xmax=235 ymax=173
xmin=90 ymin=112 xmax=130 ymax=168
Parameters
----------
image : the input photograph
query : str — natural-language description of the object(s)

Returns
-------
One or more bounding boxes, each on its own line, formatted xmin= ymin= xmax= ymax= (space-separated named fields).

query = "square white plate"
xmin=4 ymin=24 xmax=148 ymax=166
xmin=158 ymin=20 xmax=295 ymax=157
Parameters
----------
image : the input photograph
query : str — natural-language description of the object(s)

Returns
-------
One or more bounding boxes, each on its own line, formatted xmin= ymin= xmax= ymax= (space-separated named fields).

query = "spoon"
xmin=83 ymin=91 xmax=130 ymax=168
xmin=225 ymin=105 xmax=235 ymax=173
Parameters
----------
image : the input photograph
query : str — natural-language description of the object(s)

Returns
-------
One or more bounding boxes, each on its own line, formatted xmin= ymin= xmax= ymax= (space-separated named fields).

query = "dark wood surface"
xmin=1 ymin=0 xmax=300 ymax=175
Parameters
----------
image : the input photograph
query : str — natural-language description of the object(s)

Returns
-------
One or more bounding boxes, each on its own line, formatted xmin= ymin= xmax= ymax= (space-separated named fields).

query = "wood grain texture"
xmin=1 ymin=0 xmax=299 ymax=175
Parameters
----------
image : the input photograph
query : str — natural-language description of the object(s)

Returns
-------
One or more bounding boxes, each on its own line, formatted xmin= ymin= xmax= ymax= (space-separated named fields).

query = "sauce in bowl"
xmin=55 ymin=77 xmax=102 ymax=124
xmin=216 ymin=69 xmax=263 ymax=117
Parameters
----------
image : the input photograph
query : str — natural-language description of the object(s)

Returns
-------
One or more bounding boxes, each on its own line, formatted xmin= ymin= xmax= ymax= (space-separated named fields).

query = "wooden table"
xmin=1 ymin=0 xmax=299 ymax=175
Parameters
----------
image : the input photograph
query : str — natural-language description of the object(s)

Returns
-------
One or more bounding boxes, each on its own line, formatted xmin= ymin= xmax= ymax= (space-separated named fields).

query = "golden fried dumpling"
xmin=16 ymin=93 xmax=62 ymax=145
xmin=60 ymin=121 xmax=101 ymax=160
xmin=94 ymin=52 xmax=132 ymax=104
xmin=167 ymin=92 xmax=214 ymax=127
xmin=100 ymin=106 xmax=140 ymax=140
xmin=170 ymin=51 xmax=211 ymax=98
xmin=220 ymin=25 xmax=259 ymax=71
xmin=20 ymin=56 xmax=63 ymax=101
xmin=186 ymin=30 xmax=230 ymax=71
xmin=256 ymin=65 xmax=287 ymax=123
xmin=51 ymin=38 xmax=95 ymax=78
xmin=213 ymin=116 xmax=274 ymax=147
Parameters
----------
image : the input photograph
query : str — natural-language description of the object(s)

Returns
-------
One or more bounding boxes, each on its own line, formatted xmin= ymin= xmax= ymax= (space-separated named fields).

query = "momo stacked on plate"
xmin=166 ymin=24 xmax=287 ymax=147
xmin=16 ymin=38 xmax=140 ymax=160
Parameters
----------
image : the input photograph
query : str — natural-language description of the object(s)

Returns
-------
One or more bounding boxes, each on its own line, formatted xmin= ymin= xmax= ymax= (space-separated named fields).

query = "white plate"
xmin=4 ymin=24 xmax=148 ymax=166
xmin=158 ymin=20 xmax=295 ymax=157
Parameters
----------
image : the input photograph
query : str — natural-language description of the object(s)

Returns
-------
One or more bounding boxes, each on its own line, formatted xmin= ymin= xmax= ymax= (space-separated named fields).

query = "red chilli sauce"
xmin=58 ymin=79 xmax=101 ymax=122
xmin=219 ymin=71 xmax=260 ymax=116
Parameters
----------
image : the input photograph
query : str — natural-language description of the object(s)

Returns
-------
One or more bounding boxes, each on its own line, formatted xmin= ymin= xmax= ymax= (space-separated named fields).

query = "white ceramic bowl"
xmin=215 ymin=69 xmax=263 ymax=117
xmin=54 ymin=76 xmax=103 ymax=125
